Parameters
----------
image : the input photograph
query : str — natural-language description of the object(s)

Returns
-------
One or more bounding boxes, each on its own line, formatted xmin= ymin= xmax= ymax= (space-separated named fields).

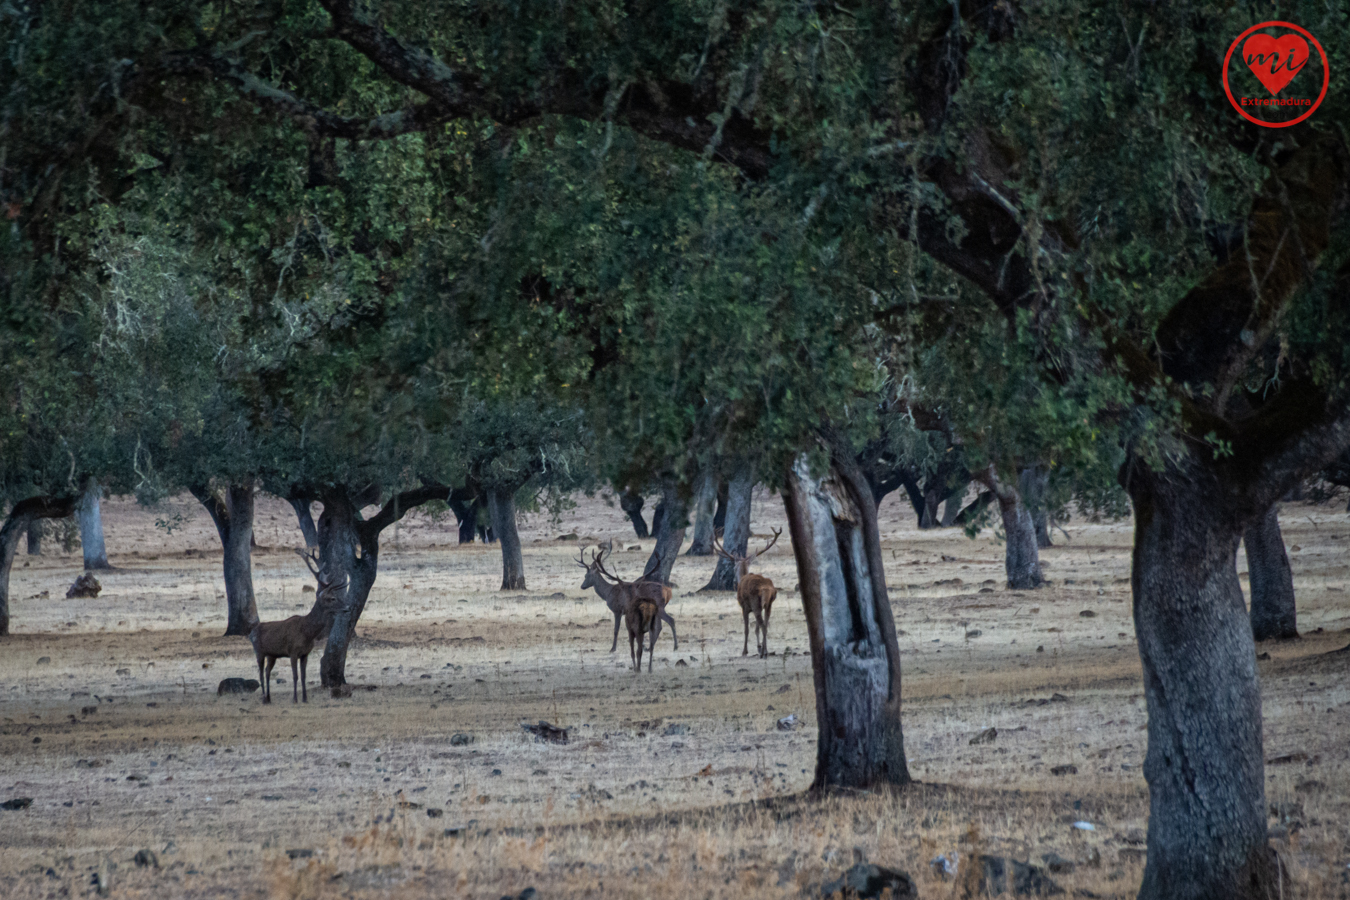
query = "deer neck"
xmin=592 ymin=575 xmax=625 ymax=609
xmin=302 ymin=603 xmax=334 ymax=640
xmin=736 ymin=560 xmax=751 ymax=582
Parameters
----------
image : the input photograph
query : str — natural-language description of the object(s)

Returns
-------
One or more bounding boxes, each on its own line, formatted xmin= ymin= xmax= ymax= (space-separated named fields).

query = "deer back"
xmin=737 ymin=573 xmax=776 ymax=612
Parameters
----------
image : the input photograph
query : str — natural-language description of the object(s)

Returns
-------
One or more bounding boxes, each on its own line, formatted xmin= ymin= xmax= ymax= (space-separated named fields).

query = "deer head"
xmin=713 ymin=527 xmax=782 ymax=580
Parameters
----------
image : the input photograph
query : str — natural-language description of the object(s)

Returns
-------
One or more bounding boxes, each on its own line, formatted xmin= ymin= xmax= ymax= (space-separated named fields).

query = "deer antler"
xmin=592 ymin=547 xmax=626 ymax=585
xmin=711 ymin=533 xmax=742 ymax=563
xmin=747 ymin=527 xmax=782 ymax=562
xmin=575 ymin=548 xmax=592 ymax=569
xmin=295 ymin=547 xmax=321 ymax=577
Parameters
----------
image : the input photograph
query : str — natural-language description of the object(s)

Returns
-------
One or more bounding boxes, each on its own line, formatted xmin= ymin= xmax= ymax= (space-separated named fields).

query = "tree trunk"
xmin=977 ymin=467 xmax=1044 ymax=589
xmin=1019 ymin=466 xmax=1053 ymax=548
xmin=191 ymin=484 xmax=261 ymax=637
xmin=783 ymin=449 xmax=910 ymax=790
xmin=642 ymin=485 xmax=687 ymax=586
xmin=619 ymin=488 xmax=649 ymax=538
xmin=1244 ymin=505 xmax=1298 ymax=641
xmin=77 ymin=479 xmax=111 ymax=570
xmin=288 ymin=498 xmax=319 ymax=548
xmin=685 ymin=467 xmax=718 ymax=556
xmin=315 ymin=494 xmax=378 ymax=688
xmin=713 ymin=480 xmax=729 ymax=531
xmin=1129 ymin=470 xmax=1278 ymax=900
xmin=25 ymin=520 xmax=42 ymax=555
xmin=919 ymin=488 xmax=941 ymax=529
xmin=702 ymin=465 xmax=753 ymax=590
xmin=940 ymin=488 xmax=965 ymax=527
xmin=0 ymin=497 xmax=77 ymax=635
xmin=487 ymin=486 xmax=525 ymax=590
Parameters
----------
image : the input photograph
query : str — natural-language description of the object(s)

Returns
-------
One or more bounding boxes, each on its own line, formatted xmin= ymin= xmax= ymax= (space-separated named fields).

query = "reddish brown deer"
xmin=626 ymin=597 xmax=660 ymax=673
xmin=577 ymin=545 xmax=677 ymax=653
xmin=713 ymin=527 xmax=781 ymax=658
xmin=248 ymin=550 xmax=345 ymax=703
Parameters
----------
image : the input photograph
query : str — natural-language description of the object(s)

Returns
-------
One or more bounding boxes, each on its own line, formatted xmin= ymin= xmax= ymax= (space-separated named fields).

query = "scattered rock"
xmin=775 ymin=683 xmax=792 ymax=694
xmin=75 ymin=759 xmax=106 ymax=769
xmin=1050 ymin=764 xmax=1078 ymax=776
xmin=1071 ymin=821 xmax=1096 ymax=831
xmin=116 ymin=668 xmax=131 ymax=676
xmin=285 ymin=849 xmax=314 ymax=859
xmin=81 ymin=706 xmax=97 ymax=716
xmin=260 ymin=795 xmax=283 ymax=801
xmin=557 ymin=533 xmax=579 ymax=541
xmin=776 ymin=714 xmax=799 ymax=731
xmin=819 ymin=863 xmax=918 ymax=899
xmin=66 ymin=573 xmax=102 ymax=598
xmin=1041 ymin=852 xmax=1074 ymax=874
xmin=126 ymin=774 xmax=147 ymax=782
xmin=216 ymin=678 xmax=260 ymax=696
xmin=1079 ymin=610 xmax=1096 ymax=618
xmin=302 ymin=584 xmax=315 ymax=593
xmin=675 ymin=659 xmax=688 ymax=667
xmin=965 ymin=855 xmax=1064 ymax=897
xmin=450 ymin=733 xmax=474 ymax=746
xmin=624 ymin=543 xmax=642 ymax=552
xmin=965 ymin=629 xmax=983 ymax=638
xmin=499 ymin=888 xmax=537 ymax=900
xmin=1 ymin=798 xmax=33 ymax=810
xmin=426 ymin=808 xmax=444 ymax=818
xmin=969 ymin=727 xmax=997 ymax=745
xmin=662 ymin=723 xmax=690 ymax=736
xmin=133 ymin=849 xmax=158 ymax=869
xmin=931 ymin=854 xmax=957 ymax=879
xmin=398 ymin=799 xmax=423 ymax=809
xmin=549 ymin=592 xmax=566 ymax=599
xmin=36 ymin=656 xmax=51 ymax=665
xmin=521 ymin=721 xmax=569 ymax=744
xmin=1267 ymin=752 xmax=1309 ymax=766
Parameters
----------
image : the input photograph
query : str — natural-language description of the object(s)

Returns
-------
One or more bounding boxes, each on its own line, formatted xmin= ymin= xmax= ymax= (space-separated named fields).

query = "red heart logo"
xmin=1244 ymin=33 xmax=1309 ymax=95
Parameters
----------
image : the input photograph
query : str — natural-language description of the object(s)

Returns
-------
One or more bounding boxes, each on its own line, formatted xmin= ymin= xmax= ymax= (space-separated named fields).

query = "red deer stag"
xmin=626 ymin=597 xmax=660 ymax=673
xmin=249 ymin=550 xmax=345 ymax=703
xmin=577 ymin=545 xmax=677 ymax=653
xmin=713 ymin=527 xmax=781 ymax=658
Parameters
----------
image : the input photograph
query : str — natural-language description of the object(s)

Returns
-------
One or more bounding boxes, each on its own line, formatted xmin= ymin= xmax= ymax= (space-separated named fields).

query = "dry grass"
xmin=1 ymin=491 xmax=1347 ymax=898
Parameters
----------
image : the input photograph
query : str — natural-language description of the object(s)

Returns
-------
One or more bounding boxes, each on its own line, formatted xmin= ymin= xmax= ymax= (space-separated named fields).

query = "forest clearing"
xmin=2 ymin=492 xmax=1347 ymax=899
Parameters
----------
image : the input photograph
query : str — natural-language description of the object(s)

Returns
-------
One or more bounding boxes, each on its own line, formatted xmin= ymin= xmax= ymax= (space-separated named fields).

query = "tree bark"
xmin=1244 ymin=505 xmax=1298 ymax=642
xmin=977 ymin=466 xmax=1044 ymax=589
xmin=0 ymin=497 xmax=77 ymax=635
xmin=783 ymin=448 xmax=910 ymax=790
xmin=1019 ymin=466 xmax=1053 ymax=548
xmin=190 ymin=483 xmax=261 ymax=638
xmin=314 ymin=493 xmax=377 ymax=688
xmin=487 ymin=486 xmax=525 ymax=590
xmin=619 ymin=488 xmax=649 ymax=538
xmin=25 ymin=520 xmax=42 ymax=555
xmin=685 ymin=467 xmax=718 ymax=556
xmin=940 ymin=488 xmax=965 ymax=527
xmin=702 ymin=465 xmax=753 ymax=590
xmin=642 ymin=485 xmax=686 ymax=586
xmin=77 ymin=479 xmax=112 ymax=570
xmin=1129 ymin=469 xmax=1278 ymax=900
xmin=713 ymin=480 xmax=729 ymax=531
xmin=288 ymin=497 xmax=319 ymax=548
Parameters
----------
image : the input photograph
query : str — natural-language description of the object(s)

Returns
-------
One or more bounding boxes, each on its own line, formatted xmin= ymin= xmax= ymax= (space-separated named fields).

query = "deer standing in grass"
xmin=626 ymin=597 xmax=660 ymax=673
xmin=714 ymin=527 xmax=781 ymax=658
xmin=577 ymin=545 xmax=677 ymax=654
xmin=249 ymin=550 xmax=345 ymax=703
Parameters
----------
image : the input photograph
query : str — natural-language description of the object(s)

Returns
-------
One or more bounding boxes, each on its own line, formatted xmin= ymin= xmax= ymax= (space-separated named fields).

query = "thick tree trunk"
xmin=642 ymin=485 xmax=687 ymax=586
xmin=1019 ymin=466 xmax=1053 ymax=548
xmin=191 ymin=484 xmax=261 ymax=637
xmin=447 ymin=491 xmax=479 ymax=544
xmin=940 ymin=489 xmax=964 ymax=527
xmin=315 ymin=494 xmax=378 ymax=688
xmin=685 ymin=468 xmax=718 ymax=556
xmin=77 ymin=479 xmax=112 ymax=570
xmin=713 ymin=480 xmax=729 ymax=531
xmin=1244 ymin=505 xmax=1298 ymax=641
xmin=977 ymin=466 xmax=1044 ymax=589
xmin=0 ymin=497 xmax=77 ymax=635
xmin=25 ymin=520 xmax=42 ymax=555
xmin=702 ymin=465 xmax=753 ymax=590
xmin=783 ymin=450 xmax=910 ymax=790
xmin=1130 ymin=472 xmax=1278 ymax=900
xmin=487 ymin=486 xmax=525 ymax=590
xmin=288 ymin=498 xmax=319 ymax=548
xmin=620 ymin=488 xmax=649 ymax=538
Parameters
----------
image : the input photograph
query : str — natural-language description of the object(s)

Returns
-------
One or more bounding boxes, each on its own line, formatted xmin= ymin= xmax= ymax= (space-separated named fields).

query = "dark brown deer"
xmin=713 ymin=527 xmax=781 ymax=658
xmin=248 ymin=550 xmax=345 ymax=703
xmin=626 ymin=597 xmax=660 ymax=673
xmin=577 ymin=545 xmax=677 ymax=653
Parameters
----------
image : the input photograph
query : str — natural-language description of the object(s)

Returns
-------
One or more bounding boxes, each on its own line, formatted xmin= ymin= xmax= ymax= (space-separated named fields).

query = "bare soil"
xmin=1 ymin=491 xmax=1348 ymax=899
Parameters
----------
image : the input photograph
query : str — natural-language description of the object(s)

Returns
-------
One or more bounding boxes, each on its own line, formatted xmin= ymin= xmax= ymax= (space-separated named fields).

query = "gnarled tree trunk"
xmin=940 ymin=488 xmax=965 ymax=527
xmin=1 ymin=496 xmax=77 ymax=635
xmin=77 ymin=479 xmax=112 ymax=570
xmin=288 ymin=497 xmax=319 ymax=548
xmin=1129 ymin=465 xmax=1277 ymax=900
xmin=620 ymin=488 xmax=649 ymax=538
xmin=1019 ymin=466 xmax=1053 ymax=548
xmin=642 ymin=484 xmax=687 ymax=586
xmin=783 ymin=448 xmax=910 ymax=790
xmin=26 ymin=520 xmax=42 ymax=555
xmin=685 ymin=468 xmax=718 ymax=556
xmin=976 ymin=466 xmax=1044 ymax=589
xmin=487 ymin=486 xmax=525 ymax=590
xmin=1244 ymin=505 xmax=1298 ymax=642
xmin=191 ymin=482 xmax=260 ymax=637
xmin=702 ymin=464 xmax=752 ymax=590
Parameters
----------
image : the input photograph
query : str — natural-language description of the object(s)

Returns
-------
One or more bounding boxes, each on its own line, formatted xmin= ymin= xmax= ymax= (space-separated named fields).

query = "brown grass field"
xmin=1 ymin=490 xmax=1347 ymax=899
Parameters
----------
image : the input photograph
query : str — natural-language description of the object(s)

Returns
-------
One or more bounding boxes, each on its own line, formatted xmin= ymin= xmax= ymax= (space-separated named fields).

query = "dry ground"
xmin=1 ymin=490 xmax=1348 ymax=899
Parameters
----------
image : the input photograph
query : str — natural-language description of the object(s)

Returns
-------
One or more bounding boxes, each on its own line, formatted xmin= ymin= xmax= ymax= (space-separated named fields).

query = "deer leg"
xmin=300 ymin=655 xmax=308 ymax=703
xmin=742 ymin=607 xmax=750 ymax=656
xmin=660 ymin=610 xmax=678 ymax=650
xmin=761 ymin=605 xmax=772 ymax=658
xmin=755 ymin=607 xmax=768 ymax=658
xmin=611 ymin=612 xmax=621 ymax=653
xmin=290 ymin=657 xmax=300 ymax=703
xmin=629 ymin=628 xmax=637 ymax=671
xmin=648 ymin=625 xmax=657 ymax=673
xmin=263 ymin=657 xmax=275 ymax=704
xmin=256 ymin=654 xmax=266 ymax=702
